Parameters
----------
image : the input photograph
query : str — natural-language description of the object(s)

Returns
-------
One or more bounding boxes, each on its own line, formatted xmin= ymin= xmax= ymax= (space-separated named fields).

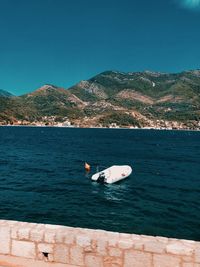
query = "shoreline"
xmin=0 ymin=124 xmax=200 ymax=132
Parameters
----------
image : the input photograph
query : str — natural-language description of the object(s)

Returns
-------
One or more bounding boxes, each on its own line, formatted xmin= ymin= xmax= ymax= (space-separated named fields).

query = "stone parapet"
xmin=0 ymin=220 xmax=199 ymax=267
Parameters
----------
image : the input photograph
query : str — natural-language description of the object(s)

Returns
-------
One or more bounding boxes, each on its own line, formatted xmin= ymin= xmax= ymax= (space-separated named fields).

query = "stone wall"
xmin=0 ymin=220 xmax=200 ymax=267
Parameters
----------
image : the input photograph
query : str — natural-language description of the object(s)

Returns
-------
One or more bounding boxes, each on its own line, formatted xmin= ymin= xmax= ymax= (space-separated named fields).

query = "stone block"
xmin=182 ymin=263 xmax=194 ymax=267
xmin=54 ymin=244 xmax=69 ymax=264
xmin=8 ymin=220 xmax=21 ymax=225
xmin=85 ymin=255 xmax=103 ymax=267
xmin=108 ymin=237 xmax=119 ymax=246
xmin=37 ymin=243 xmax=54 ymax=262
xmin=44 ymin=230 xmax=56 ymax=243
xmin=118 ymin=239 xmax=133 ymax=249
xmin=45 ymin=224 xmax=63 ymax=230
xmin=156 ymin=236 xmax=169 ymax=243
xmin=181 ymin=240 xmax=196 ymax=246
xmin=153 ymin=254 xmax=181 ymax=267
xmin=108 ymin=247 xmax=122 ymax=257
xmin=124 ymin=251 xmax=152 ymax=267
xmin=166 ymin=242 xmax=194 ymax=256
xmin=120 ymin=233 xmax=132 ymax=239
xmin=107 ymin=232 xmax=120 ymax=239
xmin=103 ymin=256 xmax=122 ymax=267
xmin=141 ymin=235 xmax=156 ymax=242
xmin=11 ymin=240 xmax=35 ymax=259
xmin=183 ymin=256 xmax=194 ymax=262
xmin=30 ymin=228 xmax=44 ymax=242
xmin=131 ymin=234 xmax=142 ymax=241
xmin=18 ymin=227 xmax=30 ymax=240
xmin=195 ymin=247 xmax=200 ymax=263
xmin=64 ymin=232 xmax=75 ymax=245
xmin=11 ymin=227 xmax=18 ymax=239
xmin=144 ymin=241 xmax=166 ymax=253
xmin=70 ymin=246 xmax=84 ymax=266
xmin=38 ymin=243 xmax=53 ymax=254
xmin=0 ymin=226 xmax=10 ymax=254
xmin=76 ymin=235 xmax=91 ymax=247
xmin=55 ymin=230 xmax=65 ymax=243
xmin=132 ymin=240 xmax=144 ymax=250
xmin=97 ymin=237 xmax=108 ymax=256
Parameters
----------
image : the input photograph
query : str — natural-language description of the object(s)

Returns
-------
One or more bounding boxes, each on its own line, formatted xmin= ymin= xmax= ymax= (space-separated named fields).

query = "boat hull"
xmin=91 ymin=165 xmax=132 ymax=184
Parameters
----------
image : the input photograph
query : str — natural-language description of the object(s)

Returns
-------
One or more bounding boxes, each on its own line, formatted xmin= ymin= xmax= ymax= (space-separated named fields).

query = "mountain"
xmin=69 ymin=70 xmax=200 ymax=126
xmin=0 ymin=70 xmax=200 ymax=128
xmin=0 ymin=89 xmax=13 ymax=97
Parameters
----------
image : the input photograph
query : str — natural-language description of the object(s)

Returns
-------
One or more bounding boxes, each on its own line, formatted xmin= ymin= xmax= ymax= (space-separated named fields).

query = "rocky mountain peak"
xmin=37 ymin=84 xmax=60 ymax=91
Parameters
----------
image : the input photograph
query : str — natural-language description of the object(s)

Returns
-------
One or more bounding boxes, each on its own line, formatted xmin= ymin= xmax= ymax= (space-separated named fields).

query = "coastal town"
xmin=0 ymin=115 xmax=200 ymax=130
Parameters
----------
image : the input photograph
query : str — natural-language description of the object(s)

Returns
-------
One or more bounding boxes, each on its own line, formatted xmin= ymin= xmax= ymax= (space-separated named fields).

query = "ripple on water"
xmin=0 ymin=127 xmax=200 ymax=240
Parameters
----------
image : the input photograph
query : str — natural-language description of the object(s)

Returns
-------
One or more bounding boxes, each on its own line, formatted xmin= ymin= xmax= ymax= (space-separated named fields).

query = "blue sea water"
xmin=0 ymin=126 xmax=200 ymax=241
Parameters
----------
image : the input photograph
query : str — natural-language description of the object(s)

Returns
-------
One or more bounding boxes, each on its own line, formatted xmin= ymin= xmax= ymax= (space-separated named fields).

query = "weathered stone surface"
xmin=108 ymin=247 xmax=122 ymax=257
xmin=93 ymin=230 xmax=107 ymax=241
xmin=153 ymin=254 xmax=181 ymax=267
xmin=18 ymin=227 xmax=30 ymax=240
xmin=131 ymin=234 xmax=141 ymax=241
xmin=54 ymin=244 xmax=69 ymax=264
xmin=45 ymin=224 xmax=63 ymax=230
xmin=108 ymin=237 xmax=119 ymax=246
xmin=195 ymin=247 xmax=200 ymax=263
xmin=182 ymin=263 xmax=195 ymax=267
xmin=11 ymin=227 xmax=18 ymax=239
xmin=55 ymin=230 xmax=65 ymax=243
xmin=85 ymin=255 xmax=103 ymax=267
xmin=103 ymin=256 xmax=122 ymax=267
xmin=76 ymin=235 xmax=91 ymax=247
xmin=156 ymin=236 xmax=169 ymax=243
xmin=0 ymin=219 xmax=200 ymax=267
xmin=107 ymin=232 xmax=120 ymax=239
xmin=0 ymin=226 xmax=10 ymax=254
xmin=37 ymin=243 xmax=54 ymax=262
xmin=2 ymin=220 xmax=18 ymax=226
xmin=44 ymin=230 xmax=56 ymax=243
xmin=11 ymin=240 xmax=35 ymax=259
xmin=97 ymin=237 xmax=108 ymax=256
xmin=38 ymin=243 xmax=54 ymax=254
xmin=132 ymin=240 xmax=144 ymax=250
xmin=124 ymin=251 xmax=152 ymax=267
xmin=141 ymin=235 xmax=157 ymax=242
xmin=47 ymin=254 xmax=54 ymax=262
xmin=166 ymin=242 xmax=194 ymax=256
xmin=183 ymin=256 xmax=194 ymax=262
xmin=83 ymin=239 xmax=96 ymax=253
xmin=64 ymin=232 xmax=75 ymax=245
xmin=118 ymin=239 xmax=133 ymax=249
xmin=144 ymin=241 xmax=166 ymax=254
xmin=181 ymin=240 xmax=196 ymax=246
xmin=120 ymin=233 xmax=132 ymax=239
xmin=30 ymin=228 xmax=44 ymax=242
xmin=70 ymin=247 xmax=84 ymax=266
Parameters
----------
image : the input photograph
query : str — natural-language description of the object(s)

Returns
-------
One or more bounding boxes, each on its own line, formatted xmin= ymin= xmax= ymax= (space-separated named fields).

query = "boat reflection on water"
xmin=100 ymin=182 xmax=130 ymax=202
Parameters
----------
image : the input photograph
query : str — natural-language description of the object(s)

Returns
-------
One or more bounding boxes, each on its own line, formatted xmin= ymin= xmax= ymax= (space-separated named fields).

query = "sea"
xmin=0 ymin=126 xmax=200 ymax=241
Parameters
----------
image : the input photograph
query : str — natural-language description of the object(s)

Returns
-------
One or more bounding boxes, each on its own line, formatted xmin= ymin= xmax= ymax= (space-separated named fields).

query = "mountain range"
xmin=0 ymin=70 xmax=200 ymax=128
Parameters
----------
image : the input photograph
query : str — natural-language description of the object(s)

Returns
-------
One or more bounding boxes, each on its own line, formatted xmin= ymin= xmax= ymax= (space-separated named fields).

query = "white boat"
xmin=91 ymin=165 xmax=132 ymax=184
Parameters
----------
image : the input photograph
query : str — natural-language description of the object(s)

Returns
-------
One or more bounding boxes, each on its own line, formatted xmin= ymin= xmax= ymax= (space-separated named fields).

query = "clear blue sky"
xmin=0 ymin=0 xmax=200 ymax=95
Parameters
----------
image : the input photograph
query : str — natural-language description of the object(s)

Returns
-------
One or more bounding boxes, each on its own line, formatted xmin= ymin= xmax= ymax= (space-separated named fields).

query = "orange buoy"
xmin=85 ymin=162 xmax=91 ymax=172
